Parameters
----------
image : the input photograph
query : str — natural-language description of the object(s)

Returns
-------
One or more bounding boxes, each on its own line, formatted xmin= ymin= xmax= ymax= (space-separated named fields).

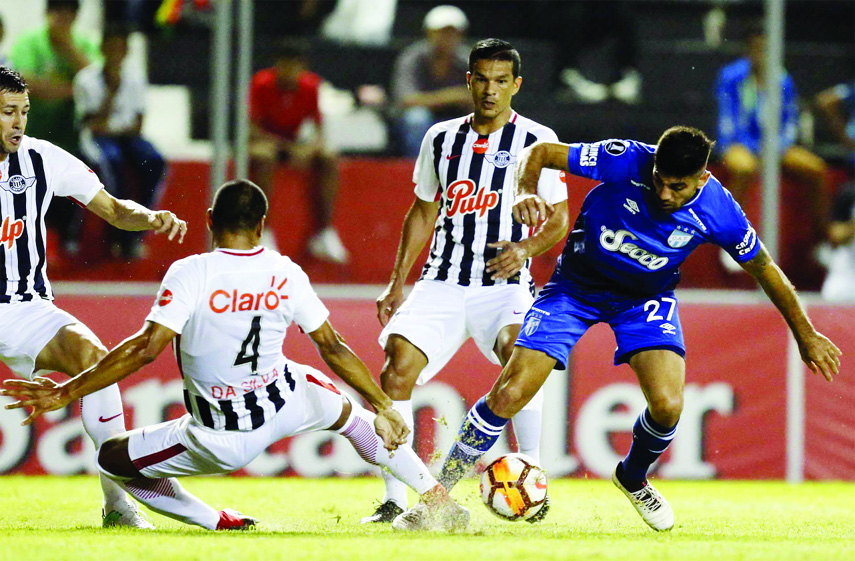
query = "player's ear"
xmin=205 ymin=209 xmax=213 ymax=232
xmin=699 ymin=170 xmax=711 ymax=186
xmin=257 ymin=216 xmax=266 ymax=239
xmin=466 ymin=71 xmax=472 ymax=90
xmin=512 ymin=76 xmax=522 ymax=95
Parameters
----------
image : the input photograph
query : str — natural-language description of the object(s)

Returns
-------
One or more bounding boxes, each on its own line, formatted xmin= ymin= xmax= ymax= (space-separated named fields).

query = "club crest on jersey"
xmin=484 ymin=150 xmax=515 ymax=169
xmin=667 ymin=226 xmax=695 ymax=248
xmin=446 ymin=179 xmax=499 ymax=218
xmin=605 ymin=140 xmax=628 ymax=156
xmin=472 ymin=138 xmax=489 ymax=154
xmin=0 ymin=174 xmax=37 ymax=195
xmin=1 ymin=215 xmax=25 ymax=250
xmin=524 ymin=314 xmax=541 ymax=337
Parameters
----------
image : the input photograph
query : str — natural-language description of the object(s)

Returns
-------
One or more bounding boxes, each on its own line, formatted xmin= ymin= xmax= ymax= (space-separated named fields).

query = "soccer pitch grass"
xmin=1 ymin=476 xmax=853 ymax=561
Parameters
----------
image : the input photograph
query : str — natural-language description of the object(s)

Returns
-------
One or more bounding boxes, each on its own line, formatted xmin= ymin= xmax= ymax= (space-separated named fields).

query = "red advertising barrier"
xmin=1 ymin=295 xmax=853 ymax=480
xmin=47 ymin=160 xmax=848 ymax=291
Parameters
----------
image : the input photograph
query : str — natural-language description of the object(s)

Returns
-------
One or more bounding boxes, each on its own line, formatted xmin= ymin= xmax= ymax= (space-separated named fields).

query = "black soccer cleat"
xmin=360 ymin=500 xmax=404 ymax=524
xmin=525 ymin=494 xmax=550 ymax=524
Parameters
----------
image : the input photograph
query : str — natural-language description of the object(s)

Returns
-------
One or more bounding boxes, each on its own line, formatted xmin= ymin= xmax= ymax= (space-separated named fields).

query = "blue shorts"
xmin=515 ymin=280 xmax=686 ymax=370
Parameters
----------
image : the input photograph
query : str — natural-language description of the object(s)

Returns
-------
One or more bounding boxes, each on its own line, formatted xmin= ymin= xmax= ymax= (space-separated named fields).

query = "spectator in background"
xmin=11 ymin=0 xmax=100 ymax=255
xmin=820 ymin=185 xmax=855 ymax=302
xmin=391 ymin=5 xmax=471 ymax=157
xmin=248 ymin=39 xmax=349 ymax=264
xmin=816 ymin=82 xmax=855 ymax=302
xmin=715 ymin=24 xmax=827 ymax=272
xmin=74 ymin=24 xmax=166 ymax=260
xmin=816 ymin=82 xmax=855 ymax=158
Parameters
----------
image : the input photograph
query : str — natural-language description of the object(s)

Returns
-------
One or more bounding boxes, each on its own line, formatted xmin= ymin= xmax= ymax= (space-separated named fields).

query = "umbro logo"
xmin=660 ymin=323 xmax=677 ymax=335
xmin=624 ymin=198 xmax=639 ymax=215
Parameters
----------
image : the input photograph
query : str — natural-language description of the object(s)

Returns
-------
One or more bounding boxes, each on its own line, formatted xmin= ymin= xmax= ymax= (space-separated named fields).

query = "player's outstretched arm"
xmin=1 ymin=321 xmax=177 ymax=425
xmin=307 ymin=320 xmax=408 ymax=450
xmin=376 ymin=198 xmax=440 ymax=327
xmin=86 ymin=189 xmax=188 ymax=243
xmin=513 ymin=142 xmax=569 ymax=226
xmin=741 ymin=244 xmax=842 ymax=381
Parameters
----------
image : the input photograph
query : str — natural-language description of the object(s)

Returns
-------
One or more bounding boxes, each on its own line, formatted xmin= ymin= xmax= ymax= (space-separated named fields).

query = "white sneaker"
xmin=560 ymin=68 xmax=609 ymax=103
xmin=611 ymin=68 xmax=642 ymax=104
xmin=719 ymin=248 xmax=744 ymax=274
xmin=392 ymin=499 xmax=470 ymax=532
xmin=308 ymin=227 xmax=350 ymax=264
xmin=102 ymin=502 xmax=156 ymax=529
xmin=612 ymin=465 xmax=674 ymax=531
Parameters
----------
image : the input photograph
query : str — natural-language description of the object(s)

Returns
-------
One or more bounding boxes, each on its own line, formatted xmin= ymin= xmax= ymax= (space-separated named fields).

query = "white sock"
xmin=380 ymin=400 xmax=413 ymax=509
xmin=79 ymin=384 xmax=132 ymax=510
xmin=101 ymin=469 xmax=220 ymax=530
xmin=511 ymin=387 xmax=544 ymax=462
xmin=336 ymin=401 xmax=436 ymax=496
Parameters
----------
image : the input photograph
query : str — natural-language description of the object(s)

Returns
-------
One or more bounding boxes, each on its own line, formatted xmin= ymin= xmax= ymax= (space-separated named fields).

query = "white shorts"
xmin=379 ymin=280 xmax=534 ymax=385
xmin=126 ymin=363 xmax=345 ymax=478
xmin=0 ymin=299 xmax=77 ymax=379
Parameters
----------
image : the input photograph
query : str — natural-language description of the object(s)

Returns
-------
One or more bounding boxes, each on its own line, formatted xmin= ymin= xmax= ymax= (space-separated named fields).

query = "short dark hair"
xmin=469 ymin=38 xmax=521 ymax=78
xmin=47 ymin=0 xmax=80 ymax=13
xmin=274 ymin=38 xmax=309 ymax=63
xmin=210 ymin=180 xmax=268 ymax=233
xmin=655 ymin=126 xmax=715 ymax=178
xmin=0 ymin=67 xmax=27 ymax=95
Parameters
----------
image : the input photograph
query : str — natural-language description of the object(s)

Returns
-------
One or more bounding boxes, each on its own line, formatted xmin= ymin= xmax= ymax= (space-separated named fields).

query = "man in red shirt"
xmin=249 ymin=40 xmax=348 ymax=263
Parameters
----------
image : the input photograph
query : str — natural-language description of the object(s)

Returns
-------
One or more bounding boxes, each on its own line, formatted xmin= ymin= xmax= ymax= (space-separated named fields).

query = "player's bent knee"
xmin=648 ymin=393 xmax=684 ymax=426
xmin=97 ymin=435 xmax=138 ymax=479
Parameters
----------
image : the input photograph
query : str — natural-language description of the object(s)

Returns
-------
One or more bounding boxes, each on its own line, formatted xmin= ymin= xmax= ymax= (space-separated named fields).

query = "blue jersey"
xmin=555 ymin=139 xmax=760 ymax=297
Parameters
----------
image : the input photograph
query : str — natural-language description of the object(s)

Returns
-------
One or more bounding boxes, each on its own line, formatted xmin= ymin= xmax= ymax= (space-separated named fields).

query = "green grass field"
xmin=1 ymin=476 xmax=853 ymax=561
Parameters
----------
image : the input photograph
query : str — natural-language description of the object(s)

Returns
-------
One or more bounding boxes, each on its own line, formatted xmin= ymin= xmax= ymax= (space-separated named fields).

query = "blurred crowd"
xmin=0 ymin=0 xmax=852 ymax=298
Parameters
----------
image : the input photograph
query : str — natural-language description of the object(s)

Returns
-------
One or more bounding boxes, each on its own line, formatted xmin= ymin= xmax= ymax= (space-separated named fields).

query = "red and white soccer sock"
xmin=79 ymin=384 xmax=133 ymax=511
xmin=380 ymin=400 xmax=414 ymax=509
xmin=336 ymin=401 xmax=437 ymax=496
xmin=511 ymin=387 xmax=544 ymax=462
xmin=101 ymin=469 xmax=220 ymax=530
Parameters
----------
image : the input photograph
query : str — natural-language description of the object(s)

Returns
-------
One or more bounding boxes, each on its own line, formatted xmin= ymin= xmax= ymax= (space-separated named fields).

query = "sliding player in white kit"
xmin=2 ymin=180 xmax=470 ymax=531
xmin=365 ymin=39 xmax=569 ymax=525
xmin=0 ymin=66 xmax=187 ymax=528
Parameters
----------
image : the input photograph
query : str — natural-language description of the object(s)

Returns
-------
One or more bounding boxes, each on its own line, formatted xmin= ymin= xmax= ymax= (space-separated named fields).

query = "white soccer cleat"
xmin=102 ymin=502 xmax=156 ymax=529
xmin=612 ymin=465 xmax=674 ymax=531
xmin=308 ymin=227 xmax=349 ymax=264
xmin=392 ymin=499 xmax=470 ymax=532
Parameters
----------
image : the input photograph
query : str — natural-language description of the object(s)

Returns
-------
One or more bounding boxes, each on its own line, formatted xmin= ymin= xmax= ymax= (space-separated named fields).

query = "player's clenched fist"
xmin=374 ymin=408 xmax=410 ymax=452
xmin=149 ymin=210 xmax=188 ymax=243
xmin=376 ymin=284 xmax=405 ymax=327
xmin=512 ymin=194 xmax=554 ymax=227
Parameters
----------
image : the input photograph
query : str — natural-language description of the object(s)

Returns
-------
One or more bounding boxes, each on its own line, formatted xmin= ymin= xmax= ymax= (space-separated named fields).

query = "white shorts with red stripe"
xmin=378 ymin=280 xmax=534 ymax=385
xmin=126 ymin=363 xmax=344 ymax=478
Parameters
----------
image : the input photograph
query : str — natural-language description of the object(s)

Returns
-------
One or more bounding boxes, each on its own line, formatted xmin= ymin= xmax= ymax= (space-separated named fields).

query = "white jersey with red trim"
xmin=146 ymin=246 xmax=329 ymax=432
xmin=413 ymin=111 xmax=568 ymax=290
xmin=0 ymin=136 xmax=103 ymax=303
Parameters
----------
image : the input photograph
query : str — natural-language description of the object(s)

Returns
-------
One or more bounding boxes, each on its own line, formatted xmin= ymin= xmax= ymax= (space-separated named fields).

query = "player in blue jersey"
xmin=395 ymin=126 xmax=842 ymax=532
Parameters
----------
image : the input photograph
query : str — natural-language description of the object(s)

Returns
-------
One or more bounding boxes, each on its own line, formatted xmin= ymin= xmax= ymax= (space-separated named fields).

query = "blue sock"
xmin=620 ymin=408 xmax=677 ymax=485
xmin=438 ymin=397 xmax=510 ymax=491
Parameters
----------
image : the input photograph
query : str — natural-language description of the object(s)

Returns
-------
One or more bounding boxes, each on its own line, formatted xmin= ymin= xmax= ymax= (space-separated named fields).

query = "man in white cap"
xmin=391 ymin=5 xmax=472 ymax=157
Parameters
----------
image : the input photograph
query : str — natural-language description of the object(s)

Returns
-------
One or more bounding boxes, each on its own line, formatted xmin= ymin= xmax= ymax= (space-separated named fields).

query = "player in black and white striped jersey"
xmin=2 ymin=180 xmax=471 ymax=532
xmin=365 ymin=39 xmax=570 ymax=525
xmin=0 ymin=66 xmax=187 ymax=528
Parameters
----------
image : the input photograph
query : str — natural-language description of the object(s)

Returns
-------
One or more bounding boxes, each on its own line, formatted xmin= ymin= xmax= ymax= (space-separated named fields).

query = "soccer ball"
xmin=480 ymin=453 xmax=547 ymax=521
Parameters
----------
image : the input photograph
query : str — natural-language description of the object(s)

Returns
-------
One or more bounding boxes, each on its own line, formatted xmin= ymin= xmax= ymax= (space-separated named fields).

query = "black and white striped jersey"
xmin=0 ymin=136 xmax=103 ymax=303
xmin=146 ymin=247 xmax=331 ymax=432
xmin=413 ymin=111 xmax=567 ymax=289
